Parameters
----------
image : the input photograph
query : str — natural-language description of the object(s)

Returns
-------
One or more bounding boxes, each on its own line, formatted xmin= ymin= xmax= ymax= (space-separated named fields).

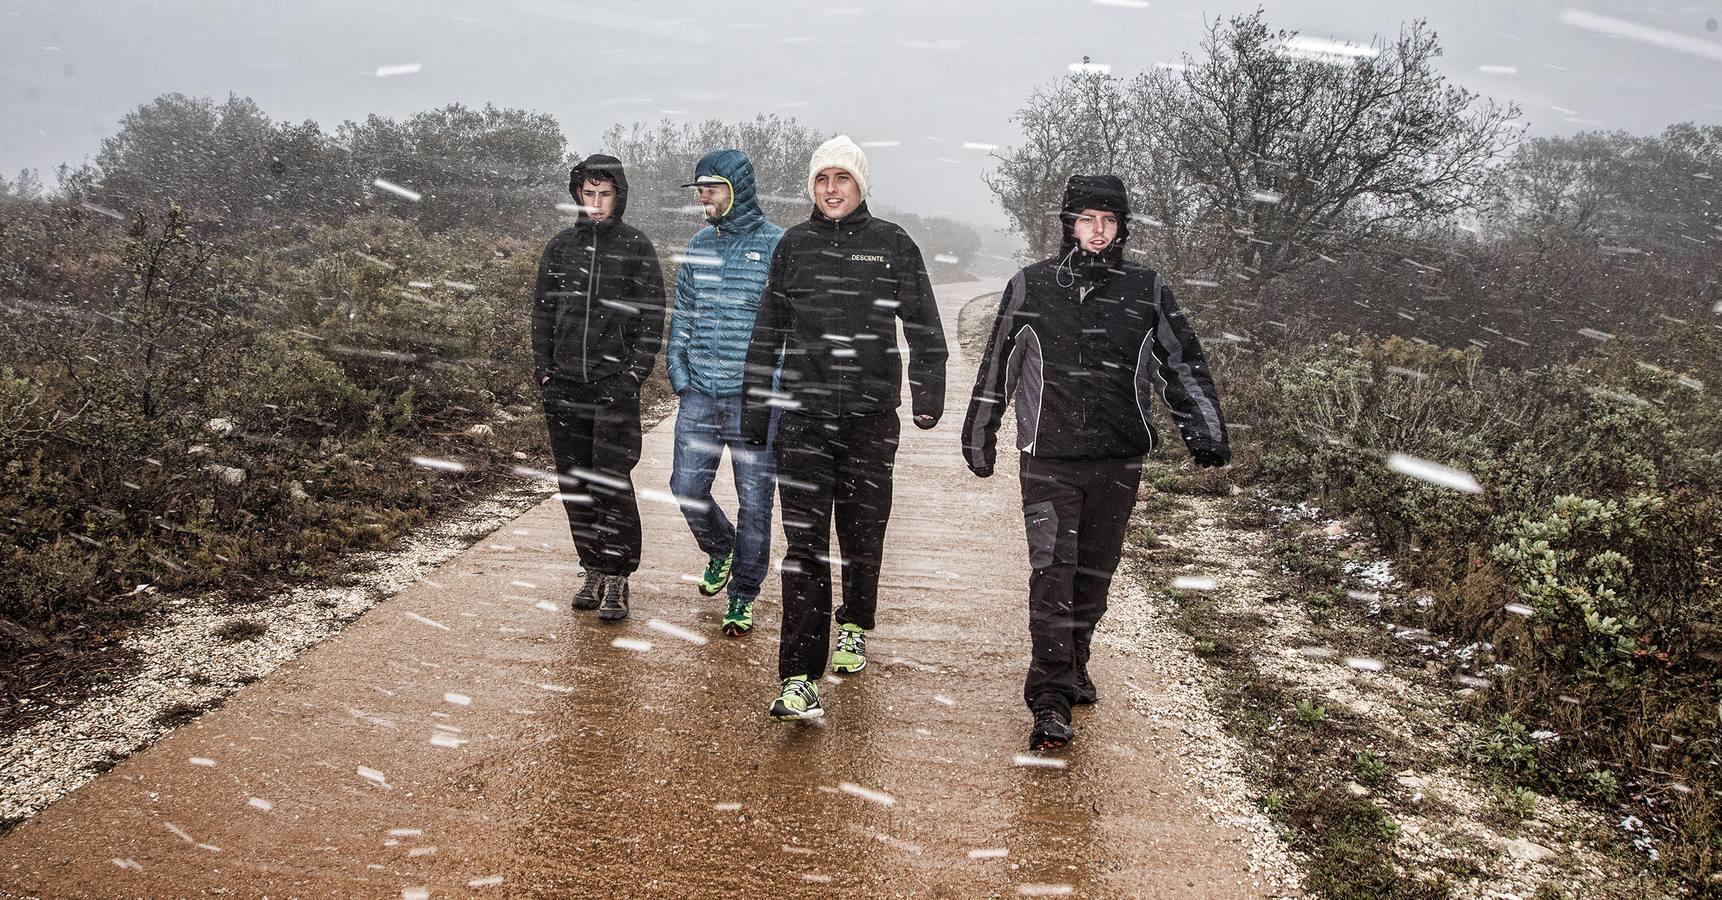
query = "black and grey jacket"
xmin=531 ymin=154 xmax=666 ymax=386
xmin=962 ymin=175 xmax=1226 ymax=475
xmin=739 ymin=202 xmax=948 ymax=441
xmin=962 ymin=262 xmax=1227 ymax=474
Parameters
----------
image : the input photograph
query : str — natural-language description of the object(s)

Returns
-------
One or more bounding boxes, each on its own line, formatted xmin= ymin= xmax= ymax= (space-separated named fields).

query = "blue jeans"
xmin=669 ymin=390 xmax=778 ymax=600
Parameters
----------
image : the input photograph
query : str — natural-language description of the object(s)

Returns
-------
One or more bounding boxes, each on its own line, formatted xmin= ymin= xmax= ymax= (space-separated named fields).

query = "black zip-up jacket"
xmin=739 ymin=203 xmax=948 ymax=441
xmin=962 ymin=260 xmax=1228 ymax=473
xmin=531 ymin=154 xmax=666 ymax=385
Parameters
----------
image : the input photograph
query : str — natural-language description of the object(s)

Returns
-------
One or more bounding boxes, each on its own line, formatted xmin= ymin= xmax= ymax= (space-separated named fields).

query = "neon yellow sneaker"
xmin=722 ymin=596 xmax=754 ymax=637
xmin=769 ymin=676 xmax=823 ymax=721
xmin=831 ymin=623 xmax=868 ymax=674
xmin=698 ymin=551 xmax=733 ymax=597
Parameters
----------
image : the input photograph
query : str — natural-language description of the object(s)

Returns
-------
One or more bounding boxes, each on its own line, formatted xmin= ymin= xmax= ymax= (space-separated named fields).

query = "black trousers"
xmin=775 ymin=411 xmax=901 ymax=681
xmin=1019 ymin=453 xmax=1143 ymax=713
xmin=540 ymin=374 xmax=643 ymax=576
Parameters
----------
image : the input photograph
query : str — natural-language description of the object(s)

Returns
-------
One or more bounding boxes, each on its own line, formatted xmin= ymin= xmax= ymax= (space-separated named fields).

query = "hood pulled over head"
xmin=568 ymin=153 xmax=630 ymax=226
xmin=687 ymin=149 xmax=767 ymax=230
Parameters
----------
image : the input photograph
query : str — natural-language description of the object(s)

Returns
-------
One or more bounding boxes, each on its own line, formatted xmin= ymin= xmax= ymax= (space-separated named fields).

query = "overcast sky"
xmin=4 ymin=0 xmax=1720 ymax=227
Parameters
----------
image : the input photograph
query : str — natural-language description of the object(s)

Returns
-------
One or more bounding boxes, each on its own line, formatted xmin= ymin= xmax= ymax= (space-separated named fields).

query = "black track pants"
xmin=540 ymin=374 xmax=644 ymax=576
xmin=775 ymin=412 xmax=901 ymax=681
xmin=1019 ymin=454 xmax=1143 ymax=713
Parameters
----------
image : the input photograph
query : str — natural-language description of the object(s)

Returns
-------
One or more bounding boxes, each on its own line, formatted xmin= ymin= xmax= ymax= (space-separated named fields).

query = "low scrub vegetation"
xmin=1211 ymin=312 xmax=1719 ymax=884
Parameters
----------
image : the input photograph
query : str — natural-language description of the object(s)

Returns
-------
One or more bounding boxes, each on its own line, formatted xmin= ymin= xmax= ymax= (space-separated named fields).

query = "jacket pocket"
xmin=1023 ymin=500 xmax=1058 ymax=570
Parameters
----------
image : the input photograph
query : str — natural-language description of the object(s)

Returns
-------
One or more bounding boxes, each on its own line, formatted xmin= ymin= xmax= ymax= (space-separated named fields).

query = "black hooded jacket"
xmin=531 ymin=154 xmax=666 ymax=385
xmin=739 ymin=202 xmax=948 ymax=441
xmin=961 ymin=175 xmax=1228 ymax=473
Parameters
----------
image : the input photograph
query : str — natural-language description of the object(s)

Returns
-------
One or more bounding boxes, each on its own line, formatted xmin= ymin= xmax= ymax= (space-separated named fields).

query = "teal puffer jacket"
xmin=666 ymin=149 xmax=785 ymax=398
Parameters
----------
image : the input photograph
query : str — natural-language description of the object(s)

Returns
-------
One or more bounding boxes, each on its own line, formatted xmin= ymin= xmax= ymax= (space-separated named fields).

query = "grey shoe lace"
xmin=835 ymin=627 xmax=865 ymax=657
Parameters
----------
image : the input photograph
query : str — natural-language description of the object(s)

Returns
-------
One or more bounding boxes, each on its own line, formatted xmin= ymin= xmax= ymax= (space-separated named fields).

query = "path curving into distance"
xmin=0 ymin=281 xmax=1270 ymax=899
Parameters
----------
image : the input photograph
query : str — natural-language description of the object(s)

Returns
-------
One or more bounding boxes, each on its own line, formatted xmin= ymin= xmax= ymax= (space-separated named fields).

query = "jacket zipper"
xmin=582 ymin=228 xmax=598 ymax=379
xmin=1077 ymin=286 xmax=1087 ymax=429
xmin=833 ymin=225 xmax=847 ymax=417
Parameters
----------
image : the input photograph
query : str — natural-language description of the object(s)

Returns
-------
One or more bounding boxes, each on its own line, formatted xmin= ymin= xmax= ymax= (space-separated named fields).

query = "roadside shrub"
xmin=1227 ymin=318 xmax=1722 ymax=885
xmin=1296 ymin=699 xmax=1327 ymax=726
xmin=1471 ymin=713 xmax=1539 ymax=777
xmin=0 ymin=204 xmax=548 ymax=655
xmin=1491 ymin=495 xmax=1665 ymax=691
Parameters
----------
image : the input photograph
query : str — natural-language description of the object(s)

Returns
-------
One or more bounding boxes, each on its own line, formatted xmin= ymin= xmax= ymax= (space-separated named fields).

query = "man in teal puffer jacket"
xmin=665 ymin=149 xmax=786 ymax=637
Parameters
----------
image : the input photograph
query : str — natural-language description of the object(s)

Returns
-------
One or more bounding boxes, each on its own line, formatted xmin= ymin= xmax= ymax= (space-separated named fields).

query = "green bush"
xmin=1222 ymin=318 xmax=1721 ymax=885
xmin=0 ymin=205 xmax=550 ymax=653
xmin=1353 ymin=750 xmax=1388 ymax=785
xmin=1491 ymin=495 xmax=1663 ymax=690
xmin=1471 ymin=713 xmax=1540 ymax=777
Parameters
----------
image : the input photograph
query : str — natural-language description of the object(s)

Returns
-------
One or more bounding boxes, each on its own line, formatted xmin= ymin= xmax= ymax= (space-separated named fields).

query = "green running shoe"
xmin=722 ymin=596 xmax=755 ymax=636
xmin=698 ymin=551 xmax=734 ymax=597
xmin=770 ymin=676 xmax=823 ymax=721
xmin=831 ymin=622 xmax=868 ymax=674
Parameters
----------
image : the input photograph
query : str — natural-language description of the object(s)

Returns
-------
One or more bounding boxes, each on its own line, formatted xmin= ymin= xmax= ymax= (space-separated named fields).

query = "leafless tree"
xmin=986 ymin=11 xmax=1522 ymax=284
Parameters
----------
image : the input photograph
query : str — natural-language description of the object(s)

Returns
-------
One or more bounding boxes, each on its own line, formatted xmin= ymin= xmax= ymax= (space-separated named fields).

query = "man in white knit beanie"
xmin=805 ymin=134 xmax=870 ymax=208
xmin=740 ymin=134 xmax=949 ymax=722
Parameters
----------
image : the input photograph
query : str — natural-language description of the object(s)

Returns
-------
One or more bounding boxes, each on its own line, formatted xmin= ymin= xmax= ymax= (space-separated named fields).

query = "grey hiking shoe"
xmin=597 ymin=575 xmax=630 ymax=621
xmin=571 ymin=569 xmax=601 ymax=610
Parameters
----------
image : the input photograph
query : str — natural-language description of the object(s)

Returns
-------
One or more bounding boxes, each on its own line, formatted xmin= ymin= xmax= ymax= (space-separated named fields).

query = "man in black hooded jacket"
xmin=531 ymin=154 xmax=666 ymax=622
xmin=962 ymin=174 xmax=1229 ymax=751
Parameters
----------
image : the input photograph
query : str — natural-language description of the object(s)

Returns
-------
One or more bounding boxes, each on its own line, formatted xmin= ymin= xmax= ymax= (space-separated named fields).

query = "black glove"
xmin=968 ymin=463 xmax=993 ymax=478
xmin=1191 ymin=446 xmax=1230 ymax=469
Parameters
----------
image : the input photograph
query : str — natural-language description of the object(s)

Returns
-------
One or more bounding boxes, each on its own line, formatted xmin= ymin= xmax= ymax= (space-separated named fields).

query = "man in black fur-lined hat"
xmin=962 ymin=174 xmax=1230 ymax=752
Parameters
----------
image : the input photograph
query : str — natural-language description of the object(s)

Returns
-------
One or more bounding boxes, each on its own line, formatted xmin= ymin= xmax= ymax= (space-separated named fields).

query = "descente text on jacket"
xmin=740 ymin=203 xmax=948 ymax=441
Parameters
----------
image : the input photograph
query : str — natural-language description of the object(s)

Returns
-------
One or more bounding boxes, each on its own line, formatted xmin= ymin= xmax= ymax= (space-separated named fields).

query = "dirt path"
xmin=0 ymin=282 xmax=1281 ymax=899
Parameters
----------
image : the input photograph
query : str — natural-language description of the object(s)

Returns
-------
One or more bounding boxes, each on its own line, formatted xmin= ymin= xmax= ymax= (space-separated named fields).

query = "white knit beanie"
xmin=807 ymin=135 xmax=870 ymax=202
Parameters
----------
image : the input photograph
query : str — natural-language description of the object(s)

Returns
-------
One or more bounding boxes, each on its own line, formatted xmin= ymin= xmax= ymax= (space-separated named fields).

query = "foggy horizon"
xmin=5 ymin=0 xmax=1722 ymax=232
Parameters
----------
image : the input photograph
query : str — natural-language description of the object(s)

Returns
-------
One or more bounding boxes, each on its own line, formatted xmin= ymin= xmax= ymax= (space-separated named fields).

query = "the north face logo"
xmin=746 ymin=251 xmax=762 ymax=261
xmin=849 ymin=253 xmax=886 ymax=263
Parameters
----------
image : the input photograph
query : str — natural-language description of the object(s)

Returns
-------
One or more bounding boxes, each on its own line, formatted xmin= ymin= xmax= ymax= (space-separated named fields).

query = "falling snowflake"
xmin=372 ymin=178 xmax=422 ymax=202
xmin=838 ymin=782 xmax=896 ymax=806
xmin=1386 ymin=453 xmax=1483 ymax=493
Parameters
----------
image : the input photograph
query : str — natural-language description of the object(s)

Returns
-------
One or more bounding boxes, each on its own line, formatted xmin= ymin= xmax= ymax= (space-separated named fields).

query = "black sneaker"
xmin=1030 ymin=704 xmax=1074 ymax=752
xmin=597 ymin=575 xmax=630 ymax=621
xmin=1074 ymin=666 xmax=1098 ymax=706
xmin=570 ymin=570 xmax=601 ymax=610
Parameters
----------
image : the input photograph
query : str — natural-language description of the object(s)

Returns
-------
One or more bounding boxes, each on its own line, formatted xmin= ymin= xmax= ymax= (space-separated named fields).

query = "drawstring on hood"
xmin=568 ymin=153 xmax=631 ymax=230
xmin=686 ymin=149 xmax=769 ymax=232
xmin=1053 ymin=244 xmax=1083 ymax=289
xmin=1057 ymin=174 xmax=1131 ymax=286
